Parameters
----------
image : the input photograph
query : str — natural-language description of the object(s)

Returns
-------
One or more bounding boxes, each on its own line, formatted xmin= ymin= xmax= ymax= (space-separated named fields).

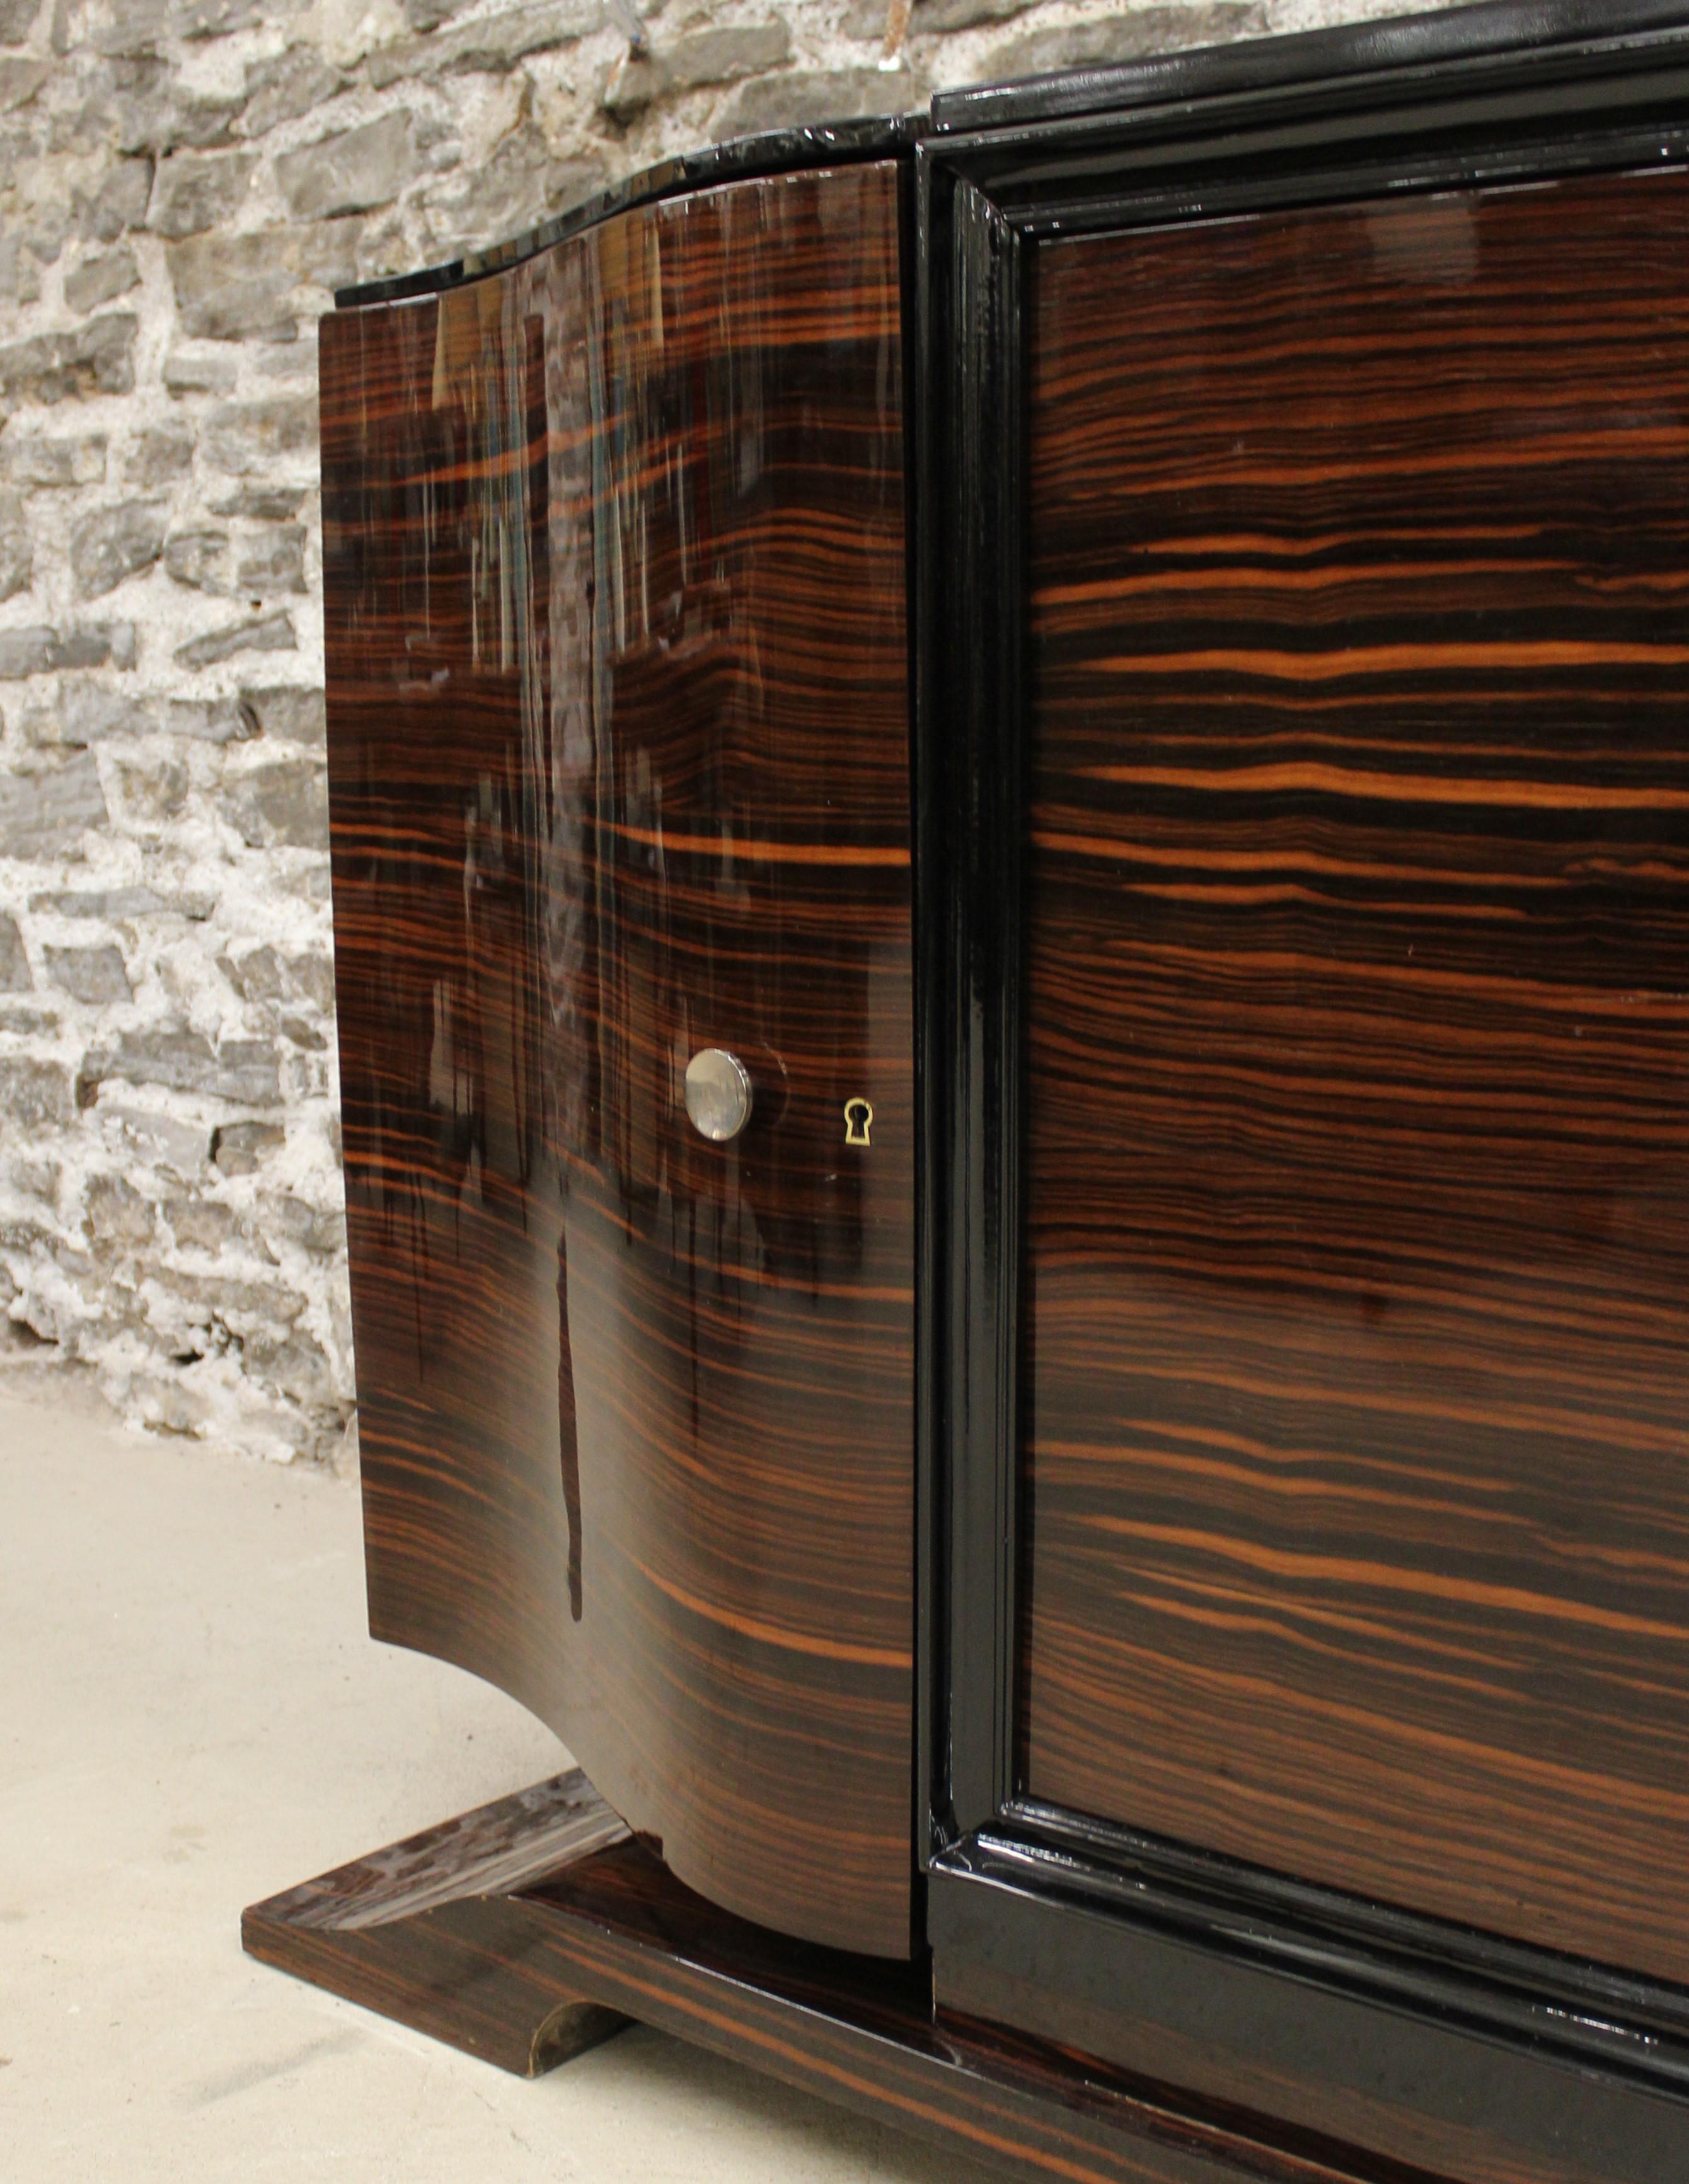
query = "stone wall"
xmin=0 ymin=0 xmax=1448 ymax=1462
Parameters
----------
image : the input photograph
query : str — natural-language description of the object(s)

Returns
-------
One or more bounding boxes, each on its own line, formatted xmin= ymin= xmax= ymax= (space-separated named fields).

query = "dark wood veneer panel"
xmin=1022 ymin=169 xmax=1689 ymax=1983
xmin=320 ymin=163 xmax=913 ymax=1958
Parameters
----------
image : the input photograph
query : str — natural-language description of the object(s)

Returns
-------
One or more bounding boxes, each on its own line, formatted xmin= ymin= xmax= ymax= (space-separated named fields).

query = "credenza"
xmin=245 ymin=4 xmax=1689 ymax=2176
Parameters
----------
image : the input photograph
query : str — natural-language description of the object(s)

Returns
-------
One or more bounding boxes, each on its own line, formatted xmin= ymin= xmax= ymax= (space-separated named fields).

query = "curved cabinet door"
xmin=320 ymin=163 xmax=913 ymax=1958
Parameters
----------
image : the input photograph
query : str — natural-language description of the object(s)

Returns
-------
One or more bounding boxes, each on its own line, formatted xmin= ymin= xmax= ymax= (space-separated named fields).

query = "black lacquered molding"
xmin=918 ymin=21 xmax=1689 ymax=2175
xmin=967 ymin=1806 xmax=1689 ymax=2089
xmin=915 ymin=168 xmax=1029 ymax=1856
xmin=931 ymin=0 xmax=1689 ymax=133
xmin=931 ymin=1829 xmax=1689 ymax=2184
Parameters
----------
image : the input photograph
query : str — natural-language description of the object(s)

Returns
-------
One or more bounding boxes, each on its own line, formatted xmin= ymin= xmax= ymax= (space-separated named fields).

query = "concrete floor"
xmin=0 ymin=1368 xmax=1004 ymax=2184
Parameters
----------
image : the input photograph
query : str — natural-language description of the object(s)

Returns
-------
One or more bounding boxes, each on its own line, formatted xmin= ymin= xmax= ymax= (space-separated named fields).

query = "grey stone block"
xmin=0 ymin=312 xmax=136 ymax=403
xmin=0 ymin=752 xmax=108 ymax=857
xmin=403 ymin=0 xmax=473 ymax=26
xmin=149 ymin=147 xmax=258 ymax=238
xmin=0 ymin=1057 xmax=73 ymax=1129
xmin=0 ymin=624 xmax=135 ymax=677
xmin=839 ymin=0 xmax=890 ymax=38
xmin=161 ymin=348 xmax=237 ymax=396
xmin=96 ymin=1026 xmax=281 ymax=1106
xmin=75 ymin=156 xmax=154 ymax=243
xmin=0 ymin=56 xmax=49 ymax=112
xmin=202 ymin=395 xmax=318 ymax=475
xmin=271 ymin=1192 xmax=345 ymax=1255
xmin=238 ymin=45 xmax=340 ymax=140
xmin=4 ymin=430 xmax=108 ymax=487
xmin=164 ymin=528 xmax=232 ymax=594
xmin=0 ymin=1213 xmax=59 ymax=1256
xmin=226 ymin=754 xmax=328 ymax=849
xmin=275 ymin=110 xmax=417 ymax=221
xmin=124 ymin=423 xmax=193 ymax=485
xmin=245 ymin=1330 xmax=335 ymax=1407
xmin=601 ymin=51 xmax=662 ymax=121
xmin=220 ymin=943 xmax=285 ymax=1002
xmin=210 ymin=1118 xmax=283 ymax=1174
xmin=165 ymin=1196 xmax=236 ymax=1249
xmin=0 ymin=1005 xmax=59 ymax=1036
xmin=85 ymin=1172 xmax=153 ymax=1245
xmin=110 ymin=751 xmax=187 ymax=823
xmin=985 ymin=3 xmax=1267 ymax=81
xmin=236 ymin=524 xmax=306 ymax=597
xmin=62 ymin=241 xmax=139 ymax=313
xmin=45 ymin=942 xmax=132 ymax=1002
xmin=0 ymin=627 xmax=57 ymax=679
xmin=103 ymin=54 xmax=244 ymax=156
xmin=210 ymin=485 xmax=304 ymax=520
xmin=164 ymin=695 xmax=249 ymax=743
xmin=30 ymin=883 xmax=171 ymax=917
xmin=712 ymin=64 xmax=921 ymax=137
xmin=70 ymin=499 xmax=166 ymax=598
xmin=0 ymin=0 xmax=40 ymax=43
xmin=164 ymin=228 xmax=320 ymax=342
xmin=175 ymin=0 xmax=304 ymax=37
xmin=54 ymin=0 xmax=171 ymax=59
xmin=236 ymin=684 xmax=324 ymax=746
xmin=84 ymin=621 xmax=135 ymax=670
xmin=0 ymin=910 xmax=30 ymax=991
xmin=0 ymin=485 xmax=30 ymax=601
xmin=173 ymin=609 xmax=296 ymax=669
xmin=366 ymin=0 xmax=602 ymax=88
xmin=0 ymin=234 xmax=41 ymax=309
xmin=24 ymin=202 xmax=74 ymax=270
xmin=666 ymin=20 xmax=793 ymax=89
xmin=911 ymin=0 xmax=1032 ymax=29
xmin=287 ymin=952 xmax=336 ymax=1015
xmin=270 ymin=1196 xmax=343 ymax=1266
xmin=22 ymin=683 xmax=153 ymax=746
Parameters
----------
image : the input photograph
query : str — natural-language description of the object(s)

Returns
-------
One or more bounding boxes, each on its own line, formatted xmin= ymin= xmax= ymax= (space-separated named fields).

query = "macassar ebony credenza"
xmin=245 ymin=4 xmax=1689 ymax=2177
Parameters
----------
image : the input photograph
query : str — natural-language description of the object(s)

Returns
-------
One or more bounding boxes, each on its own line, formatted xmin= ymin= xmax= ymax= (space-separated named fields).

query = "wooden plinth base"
xmin=243 ymin=1772 xmax=1382 ymax=2184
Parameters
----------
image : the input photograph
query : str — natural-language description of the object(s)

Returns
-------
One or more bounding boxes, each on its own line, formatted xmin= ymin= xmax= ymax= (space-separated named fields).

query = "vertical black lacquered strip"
xmin=911 ymin=142 xmax=944 ymax=1878
xmin=927 ymin=172 xmax=1027 ymax=1849
xmin=915 ymin=153 xmax=954 ymax=1856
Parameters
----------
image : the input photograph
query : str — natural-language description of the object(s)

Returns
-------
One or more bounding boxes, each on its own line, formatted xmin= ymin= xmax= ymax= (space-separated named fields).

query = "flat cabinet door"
xmin=1022 ymin=170 xmax=1689 ymax=1984
xmin=321 ymin=164 xmax=914 ymax=1958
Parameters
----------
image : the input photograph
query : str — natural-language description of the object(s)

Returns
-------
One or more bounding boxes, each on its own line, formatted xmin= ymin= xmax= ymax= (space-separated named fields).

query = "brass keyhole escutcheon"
xmin=844 ymin=1097 xmax=873 ymax=1148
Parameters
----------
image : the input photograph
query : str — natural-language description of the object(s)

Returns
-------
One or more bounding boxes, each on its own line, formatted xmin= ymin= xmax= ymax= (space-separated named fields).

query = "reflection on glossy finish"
xmin=320 ymin=163 xmax=913 ymax=1958
xmin=1021 ymin=170 xmax=1689 ymax=1985
xmin=683 ymin=1048 xmax=754 ymax=1143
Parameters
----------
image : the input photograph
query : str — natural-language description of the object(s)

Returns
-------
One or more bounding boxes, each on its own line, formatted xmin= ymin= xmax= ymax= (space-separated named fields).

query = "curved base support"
xmin=243 ymin=1771 xmax=1409 ymax=2184
xmin=240 ymin=1772 xmax=633 ymax=2077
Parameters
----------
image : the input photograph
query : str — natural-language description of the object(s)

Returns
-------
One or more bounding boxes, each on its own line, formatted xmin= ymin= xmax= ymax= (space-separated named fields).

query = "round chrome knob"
xmin=684 ymin=1048 xmax=752 ymax=1143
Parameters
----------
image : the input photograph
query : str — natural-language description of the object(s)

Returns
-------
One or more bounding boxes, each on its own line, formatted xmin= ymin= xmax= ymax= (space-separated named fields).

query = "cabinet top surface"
xmin=332 ymin=0 xmax=1689 ymax=316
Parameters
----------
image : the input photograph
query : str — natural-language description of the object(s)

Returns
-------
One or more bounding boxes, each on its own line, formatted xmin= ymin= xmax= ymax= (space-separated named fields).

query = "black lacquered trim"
xmin=335 ymin=114 xmax=926 ymax=309
xmin=932 ymin=0 xmax=1689 ymax=133
xmin=976 ymin=1802 xmax=1689 ymax=2078
xmin=930 ymin=1825 xmax=1689 ymax=2184
xmin=916 ymin=25 xmax=1689 ymax=2165
xmin=914 ymin=165 xmax=1028 ymax=1857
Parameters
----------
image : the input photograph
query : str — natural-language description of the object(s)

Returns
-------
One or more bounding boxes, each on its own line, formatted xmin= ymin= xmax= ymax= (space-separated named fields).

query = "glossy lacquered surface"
xmin=931 ymin=1820 xmax=1689 ymax=2184
xmin=1021 ymin=168 xmax=1689 ymax=1984
xmin=320 ymin=162 xmax=914 ymax=1958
